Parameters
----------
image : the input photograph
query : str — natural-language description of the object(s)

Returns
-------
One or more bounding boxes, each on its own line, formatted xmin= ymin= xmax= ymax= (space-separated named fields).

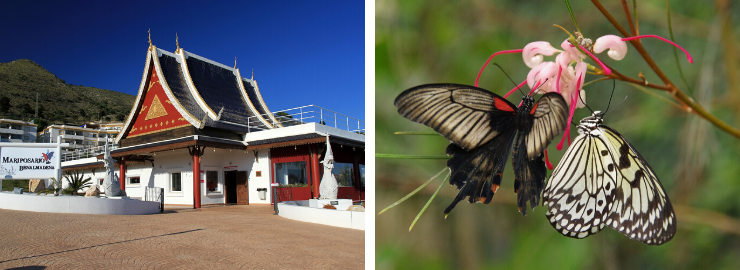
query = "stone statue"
xmin=318 ymin=136 xmax=338 ymax=200
xmin=102 ymin=143 xmax=123 ymax=196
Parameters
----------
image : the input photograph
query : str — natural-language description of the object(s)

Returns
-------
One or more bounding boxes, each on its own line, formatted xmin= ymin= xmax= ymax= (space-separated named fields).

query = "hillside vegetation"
xmin=0 ymin=59 xmax=135 ymax=131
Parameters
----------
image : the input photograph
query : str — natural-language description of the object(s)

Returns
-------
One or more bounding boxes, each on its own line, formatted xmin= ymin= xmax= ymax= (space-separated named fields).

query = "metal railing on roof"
xmin=60 ymin=144 xmax=118 ymax=162
xmin=245 ymin=105 xmax=365 ymax=134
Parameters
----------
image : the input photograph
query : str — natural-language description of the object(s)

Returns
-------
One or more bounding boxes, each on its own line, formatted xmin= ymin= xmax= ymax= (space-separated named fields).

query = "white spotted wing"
xmin=543 ymin=114 xmax=676 ymax=245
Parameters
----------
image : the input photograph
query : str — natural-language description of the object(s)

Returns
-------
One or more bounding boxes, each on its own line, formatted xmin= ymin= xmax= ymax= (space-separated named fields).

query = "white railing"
xmin=60 ymin=144 xmax=118 ymax=162
xmin=246 ymin=105 xmax=365 ymax=134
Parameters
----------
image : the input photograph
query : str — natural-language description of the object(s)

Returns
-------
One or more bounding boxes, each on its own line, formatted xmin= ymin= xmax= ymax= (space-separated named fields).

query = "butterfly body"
xmin=395 ymin=84 xmax=568 ymax=216
xmin=543 ymin=111 xmax=676 ymax=245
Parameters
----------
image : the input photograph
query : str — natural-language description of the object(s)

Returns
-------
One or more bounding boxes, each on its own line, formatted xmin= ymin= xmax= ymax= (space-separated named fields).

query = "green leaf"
xmin=666 ymin=0 xmax=694 ymax=98
xmin=564 ymin=0 xmax=582 ymax=34
xmin=409 ymin=171 xmax=450 ymax=232
xmin=394 ymin=131 xmax=441 ymax=136
xmin=377 ymin=168 xmax=448 ymax=216
xmin=375 ymin=153 xmax=450 ymax=159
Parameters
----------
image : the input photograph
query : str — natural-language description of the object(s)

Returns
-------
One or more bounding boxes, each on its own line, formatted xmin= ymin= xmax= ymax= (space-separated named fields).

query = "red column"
xmin=119 ymin=157 xmax=126 ymax=192
xmin=310 ymin=145 xmax=321 ymax=199
xmin=193 ymin=148 xmax=201 ymax=209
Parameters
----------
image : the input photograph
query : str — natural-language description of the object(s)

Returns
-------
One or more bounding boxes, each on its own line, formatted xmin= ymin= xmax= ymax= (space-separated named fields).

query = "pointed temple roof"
xmin=115 ymin=45 xmax=280 ymax=146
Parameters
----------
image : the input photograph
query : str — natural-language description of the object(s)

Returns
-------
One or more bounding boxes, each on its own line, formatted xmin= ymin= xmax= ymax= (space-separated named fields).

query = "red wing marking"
xmin=494 ymin=98 xmax=515 ymax=112
xmin=491 ymin=184 xmax=500 ymax=193
xmin=529 ymin=103 xmax=539 ymax=114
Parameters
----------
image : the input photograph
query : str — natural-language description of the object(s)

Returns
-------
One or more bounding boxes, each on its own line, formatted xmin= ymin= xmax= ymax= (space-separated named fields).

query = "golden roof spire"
xmin=148 ymin=29 xmax=152 ymax=50
xmin=251 ymin=69 xmax=254 ymax=80
xmin=234 ymin=57 xmax=237 ymax=69
xmin=175 ymin=33 xmax=180 ymax=53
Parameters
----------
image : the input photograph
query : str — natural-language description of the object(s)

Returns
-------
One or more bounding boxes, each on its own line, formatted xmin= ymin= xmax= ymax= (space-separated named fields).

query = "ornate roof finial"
xmin=175 ymin=33 xmax=180 ymax=53
xmin=251 ymin=69 xmax=254 ymax=80
xmin=148 ymin=29 xmax=152 ymax=50
xmin=234 ymin=57 xmax=237 ymax=69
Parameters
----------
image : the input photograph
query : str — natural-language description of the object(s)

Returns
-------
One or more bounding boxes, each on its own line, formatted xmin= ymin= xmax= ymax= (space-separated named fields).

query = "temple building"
xmin=62 ymin=41 xmax=365 ymax=208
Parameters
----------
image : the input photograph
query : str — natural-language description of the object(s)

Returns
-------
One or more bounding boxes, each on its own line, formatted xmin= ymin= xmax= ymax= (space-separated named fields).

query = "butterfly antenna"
xmin=577 ymin=91 xmax=594 ymax=114
xmin=492 ymin=63 xmax=526 ymax=96
xmin=605 ymin=96 xmax=629 ymax=116
xmin=603 ymin=79 xmax=616 ymax=114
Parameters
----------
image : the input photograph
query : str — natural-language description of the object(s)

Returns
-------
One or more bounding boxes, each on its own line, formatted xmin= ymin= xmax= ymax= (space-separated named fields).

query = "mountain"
xmin=0 ymin=59 xmax=135 ymax=131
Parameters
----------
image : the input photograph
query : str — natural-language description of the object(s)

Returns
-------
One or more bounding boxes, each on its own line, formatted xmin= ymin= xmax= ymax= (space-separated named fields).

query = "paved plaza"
xmin=0 ymin=205 xmax=364 ymax=269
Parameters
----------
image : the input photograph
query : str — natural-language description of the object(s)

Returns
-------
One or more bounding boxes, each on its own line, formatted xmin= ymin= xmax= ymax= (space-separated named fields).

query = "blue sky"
xmin=0 ymin=1 xmax=365 ymax=122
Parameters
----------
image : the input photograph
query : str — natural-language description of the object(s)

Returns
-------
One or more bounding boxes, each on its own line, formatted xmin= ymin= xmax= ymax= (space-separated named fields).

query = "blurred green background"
xmin=375 ymin=0 xmax=740 ymax=269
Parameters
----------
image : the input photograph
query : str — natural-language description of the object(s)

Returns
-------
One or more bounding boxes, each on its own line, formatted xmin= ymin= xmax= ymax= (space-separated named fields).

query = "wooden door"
xmin=236 ymin=171 xmax=249 ymax=205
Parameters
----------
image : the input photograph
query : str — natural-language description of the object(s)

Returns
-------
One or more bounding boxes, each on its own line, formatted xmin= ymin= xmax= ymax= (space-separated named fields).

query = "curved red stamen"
xmin=575 ymin=44 xmax=611 ymax=75
xmin=557 ymin=76 xmax=582 ymax=150
xmin=504 ymin=79 xmax=528 ymax=99
xmin=556 ymin=65 xmax=562 ymax=93
xmin=545 ymin=149 xmax=554 ymax=170
xmin=475 ymin=49 xmax=525 ymax=87
xmin=622 ymin=35 xmax=693 ymax=63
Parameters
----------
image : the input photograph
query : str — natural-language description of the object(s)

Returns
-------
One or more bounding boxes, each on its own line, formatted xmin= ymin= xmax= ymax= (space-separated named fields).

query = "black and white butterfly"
xmin=395 ymin=84 xmax=569 ymax=215
xmin=543 ymin=110 xmax=676 ymax=245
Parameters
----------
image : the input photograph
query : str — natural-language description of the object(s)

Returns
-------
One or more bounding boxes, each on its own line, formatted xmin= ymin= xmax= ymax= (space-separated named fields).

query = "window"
xmin=171 ymin=172 xmax=182 ymax=192
xmin=360 ymin=164 xmax=365 ymax=186
xmin=332 ymin=162 xmax=354 ymax=187
xmin=128 ymin=176 xmax=140 ymax=185
xmin=99 ymin=178 xmax=104 ymax=186
xmin=206 ymin=170 xmax=219 ymax=192
xmin=10 ymin=134 xmax=21 ymax=140
xmin=10 ymin=124 xmax=21 ymax=130
xmin=274 ymin=161 xmax=308 ymax=186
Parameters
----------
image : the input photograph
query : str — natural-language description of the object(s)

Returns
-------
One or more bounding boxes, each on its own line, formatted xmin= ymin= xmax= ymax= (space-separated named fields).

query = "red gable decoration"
xmin=127 ymin=68 xmax=190 ymax=137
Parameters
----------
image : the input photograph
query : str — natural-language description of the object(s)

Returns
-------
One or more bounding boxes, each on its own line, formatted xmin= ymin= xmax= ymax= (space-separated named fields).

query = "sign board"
xmin=0 ymin=146 xmax=58 ymax=179
xmin=270 ymin=183 xmax=279 ymax=187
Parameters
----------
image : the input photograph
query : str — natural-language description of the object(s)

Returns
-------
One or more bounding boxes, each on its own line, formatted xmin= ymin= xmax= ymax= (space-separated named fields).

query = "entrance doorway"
xmin=225 ymin=170 xmax=249 ymax=205
xmin=225 ymin=171 xmax=237 ymax=204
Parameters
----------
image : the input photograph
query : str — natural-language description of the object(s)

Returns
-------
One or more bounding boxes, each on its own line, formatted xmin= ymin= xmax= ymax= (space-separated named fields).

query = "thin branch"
xmin=621 ymin=0 xmax=637 ymax=36
xmin=591 ymin=0 xmax=740 ymax=139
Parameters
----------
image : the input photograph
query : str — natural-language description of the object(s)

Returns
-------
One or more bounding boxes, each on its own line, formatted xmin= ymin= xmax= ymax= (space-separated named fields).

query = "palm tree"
xmin=63 ymin=170 xmax=92 ymax=195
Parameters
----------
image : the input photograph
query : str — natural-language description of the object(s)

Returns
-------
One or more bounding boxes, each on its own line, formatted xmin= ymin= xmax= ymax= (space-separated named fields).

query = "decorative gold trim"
xmin=139 ymin=105 xmax=148 ymax=114
xmin=144 ymin=95 xmax=169 ymax=120
xmin=235 ymin=68 xmax=272 ymax=128
xmin=127 ymin=123 xmax=191 ymax=138
xmin=151 ymin=49 xmax=201 ymax=126
xmin=176 ymin=33 xmax=180 ymax=53
xmin=165 ymin=100 xmax=172 ymax=104
xmin=178 ymin=51 xmax=218 ymax=118
xmin=148 ymin=29 xmax=152 ymax=50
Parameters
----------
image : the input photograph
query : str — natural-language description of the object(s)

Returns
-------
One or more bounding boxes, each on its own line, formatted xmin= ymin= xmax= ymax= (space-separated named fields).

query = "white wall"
xmin=64 ymin=147 xmax=273 ymax=206
xmin=278 ymin=201 xmax=365 ymax=230
xmin=0 ymin=192 xmax=160 ymax=215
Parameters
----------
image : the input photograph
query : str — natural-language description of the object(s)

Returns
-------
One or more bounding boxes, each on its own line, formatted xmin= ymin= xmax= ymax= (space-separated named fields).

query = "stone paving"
xmin=0 ymin=205 xmax=364 ymax=269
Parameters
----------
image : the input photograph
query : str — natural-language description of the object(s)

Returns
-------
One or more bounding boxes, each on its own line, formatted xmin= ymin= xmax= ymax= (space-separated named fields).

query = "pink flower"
xmin=474 ymin=32 xmax=693 ymax=165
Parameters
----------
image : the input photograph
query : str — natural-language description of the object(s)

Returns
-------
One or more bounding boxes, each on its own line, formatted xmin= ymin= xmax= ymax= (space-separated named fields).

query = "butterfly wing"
xmin=444 ymin=129 xmax=517 ymax=215
xmin=599 ymin=126 xmax=676 ymax=245
xmin=511 ymin=134 xmax=547 ymax=215
xmin=395 ymin=84 xmax=517 ymax=151
xmin=524 ymin=92 xmax=569 ymax=159
xmin=543 ymin=132 xmax=618 ymax=238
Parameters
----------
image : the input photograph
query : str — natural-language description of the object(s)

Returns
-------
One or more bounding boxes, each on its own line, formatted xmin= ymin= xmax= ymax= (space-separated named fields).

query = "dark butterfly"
xmin=394 ymin=84 xmax=569 ymax=215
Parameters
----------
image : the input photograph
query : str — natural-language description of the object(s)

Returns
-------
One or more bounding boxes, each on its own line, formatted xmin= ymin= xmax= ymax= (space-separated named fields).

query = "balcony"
xmin=246 ymin=105 xmax=364 ymax=134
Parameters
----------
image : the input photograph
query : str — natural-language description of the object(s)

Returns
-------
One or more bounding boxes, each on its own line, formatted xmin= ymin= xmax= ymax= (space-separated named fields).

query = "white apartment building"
xmin=39 ymin=122 xmax=123 ymax=152
xmin=0 ymin=119 xmax=37 ymax=143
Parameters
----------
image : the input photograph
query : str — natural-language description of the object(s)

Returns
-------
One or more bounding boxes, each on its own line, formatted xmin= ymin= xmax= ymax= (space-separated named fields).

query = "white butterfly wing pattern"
xmin=543 ymin=112 xmax=676 ymax=245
